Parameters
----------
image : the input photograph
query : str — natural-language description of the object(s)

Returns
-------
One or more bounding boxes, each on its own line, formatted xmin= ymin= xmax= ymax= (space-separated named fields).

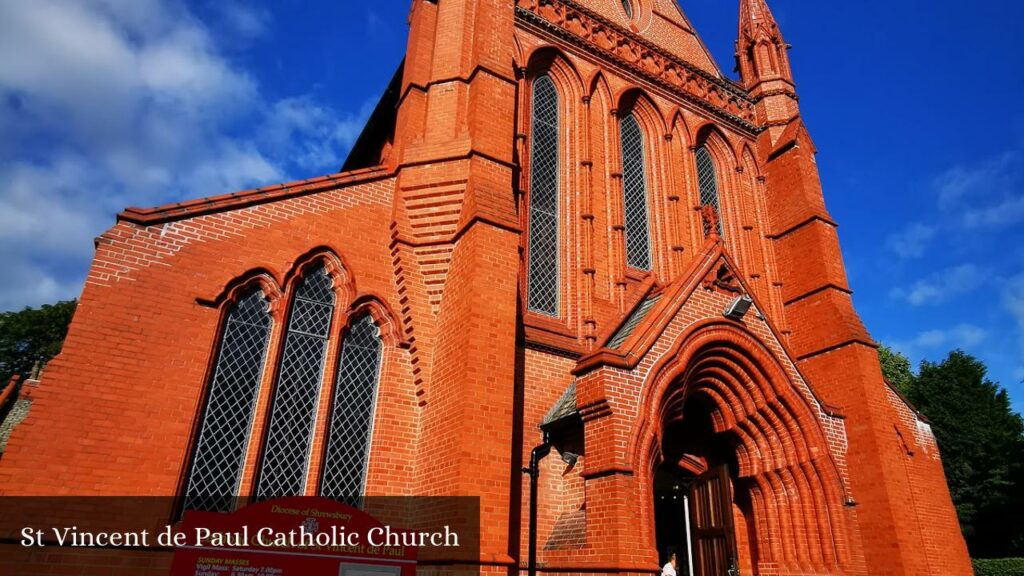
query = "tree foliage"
xmin=903 ymin=350 xmax=1024 ymax=558
xmin=878 ymin=344 xmax=914 ymax=396
xmin=0 ymin=300 xmax=77 ymax=385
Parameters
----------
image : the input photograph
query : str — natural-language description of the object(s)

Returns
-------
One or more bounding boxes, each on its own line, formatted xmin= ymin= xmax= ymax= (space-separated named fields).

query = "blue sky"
xmin=1 ymin=1 xmax=1021 ymax=409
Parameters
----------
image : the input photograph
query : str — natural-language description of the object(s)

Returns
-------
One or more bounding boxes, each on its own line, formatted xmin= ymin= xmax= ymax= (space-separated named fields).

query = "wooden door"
xmin=688 ymin=465 xmax=738 ymax=576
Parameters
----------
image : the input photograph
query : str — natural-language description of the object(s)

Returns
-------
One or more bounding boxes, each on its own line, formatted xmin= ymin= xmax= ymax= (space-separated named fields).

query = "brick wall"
xmin=0 ymin=173 xmax=400 ymax=496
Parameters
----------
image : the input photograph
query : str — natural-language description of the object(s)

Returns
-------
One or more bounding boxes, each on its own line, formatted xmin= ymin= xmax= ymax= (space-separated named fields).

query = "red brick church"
xmin=0 ymin=0 xmax=973 ymax=574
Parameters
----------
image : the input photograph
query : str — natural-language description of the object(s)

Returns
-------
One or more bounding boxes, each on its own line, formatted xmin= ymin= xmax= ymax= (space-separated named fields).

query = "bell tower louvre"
xmin=0 ymin=1 xmax=973 ymax=575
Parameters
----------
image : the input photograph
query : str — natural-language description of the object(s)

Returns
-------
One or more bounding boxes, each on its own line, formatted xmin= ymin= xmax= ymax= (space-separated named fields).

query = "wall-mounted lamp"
xmin=724 ymin=295 xmax=754 ymax=321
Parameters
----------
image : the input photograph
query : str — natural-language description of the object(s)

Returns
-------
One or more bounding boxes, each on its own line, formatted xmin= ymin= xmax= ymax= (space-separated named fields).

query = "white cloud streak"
xmin=889 ymin=323 xmax=988 ymax=361
xmin=1005 ymin=275 xmax=1024 ymax=351
xmin=935 ymin=151 xmax=1021 ymax=210
xmin=934 ymin=150 xmax=1024 ymax=231
xmin=887 ymin=149 xmax=1024 ymax=259
xmin=886 ymin=222 xmax=936 ymax=260
xmin=889 ymin=264 xmax=987 ymax=306
xmin=1003 ymin=275 xmax=1024 ymax=385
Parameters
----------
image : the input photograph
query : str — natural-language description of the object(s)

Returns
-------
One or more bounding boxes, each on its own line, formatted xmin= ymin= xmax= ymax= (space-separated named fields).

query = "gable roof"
xmin=541 ymin=381 xmax=580 ymax=430
xmin=118 ymin=166 xmax=390 ymax=226
xmin=576 ymin=236 xmax=780 ymax=374
xmin=573 ymin=235 xmax=846 ymax=417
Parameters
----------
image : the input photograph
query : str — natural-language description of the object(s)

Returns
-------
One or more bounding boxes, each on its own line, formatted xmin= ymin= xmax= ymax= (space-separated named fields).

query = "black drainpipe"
xmin=522 ymin=430 xmax=552 ymax=576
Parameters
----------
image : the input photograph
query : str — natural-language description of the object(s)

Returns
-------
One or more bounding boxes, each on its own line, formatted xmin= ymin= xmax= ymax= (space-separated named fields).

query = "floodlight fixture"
xmin=724 ymin=295 xmax=754 ymax=321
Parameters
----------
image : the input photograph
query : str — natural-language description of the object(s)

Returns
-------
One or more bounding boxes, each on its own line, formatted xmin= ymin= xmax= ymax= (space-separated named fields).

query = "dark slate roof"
xmin=541 ymin=381 xmax=578 ymax=428
xmin=606 ymin=294 xmax=663 ymax=349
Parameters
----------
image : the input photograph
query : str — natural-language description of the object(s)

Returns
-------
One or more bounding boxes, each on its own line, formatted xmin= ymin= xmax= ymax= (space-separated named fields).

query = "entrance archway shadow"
xmin=654 ymin=395 xmax=747 ymax=576
xmin=636 ymin=323 xmax=853 ymax=576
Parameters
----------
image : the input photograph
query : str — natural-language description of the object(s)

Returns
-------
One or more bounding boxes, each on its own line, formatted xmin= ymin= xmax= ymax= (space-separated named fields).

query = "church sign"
xmin=170 ymin=498 xmax=418 ymax=576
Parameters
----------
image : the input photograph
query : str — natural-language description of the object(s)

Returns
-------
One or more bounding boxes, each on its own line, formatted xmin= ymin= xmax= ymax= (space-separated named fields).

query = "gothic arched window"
xmin=255 ymin=266 xmax=336 ymax=499
xmin=183 ymin=288 xmax=272 ymax=513
xmin=527 ymin=74 xmax=560 ymax=316
xmin=620 ymin=113 xmax=652 ymax=271
xmin=695 ymin=145 xmax=724 ymax=237
xmin=320 ymin=313 xmax=383 ymax=504
xmin=621 ymin=0 xmax=634 ymax=19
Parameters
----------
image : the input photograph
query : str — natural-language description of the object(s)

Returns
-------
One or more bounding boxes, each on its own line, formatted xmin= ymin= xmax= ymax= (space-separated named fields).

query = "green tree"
xmin=877 ymin=344 xmax=915 ymax=396
xmin=907 ymin=350 xmax=1024 ymax=558
xmin=0 ymin=300 xmax=77 ymax=385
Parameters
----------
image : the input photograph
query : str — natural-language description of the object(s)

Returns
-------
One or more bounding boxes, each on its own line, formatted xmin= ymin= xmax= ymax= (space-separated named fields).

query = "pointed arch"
xmin=181 ymin=276 xmax=276 ymax=514
xmin=693 ymin=122 xmax=738 ymax=166
xmin=254 ymin=259 xmax=341 ymax=500
xmin=739 ymin=143 xmax=761 ymax=178
xmin=347 ymin=294 xmax=403 ymax=349
xmin=691 ymin=124 xmax=737 ymax=240
xmin=668 ymin=109 xmax=691 ymax=149
xmin=615 ymin=89 xmax=666 ymax=273
xmin=522 ymin=48 xmax=580 ymax=319
xmin=281 ymin=247 xmax=355 ymax=307
xmin=630 ymin=320 xmax=854 ymax=572
xmin=202 ymin=268 xmax=285 ymax=316
xmin=512 ymin=31 xmax=527 ymax=74
xmin=525 ymin=46 xmax=584 ymax=101
xmin=319 ymin=307 xmax=385 ymax=504
xmin=617 ymin=88 xmax=668 ymax=137
xmin=619 ymin=111 xmax=652 ymax=271
xmin=587 ymin=71 xmax=613 ymax=109
xmin=525 ymin=73 xmax=561 ymax=316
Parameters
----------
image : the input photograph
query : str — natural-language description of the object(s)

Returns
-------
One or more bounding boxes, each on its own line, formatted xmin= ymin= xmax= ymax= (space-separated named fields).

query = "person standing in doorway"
xmin=662 ymin=551 xmax=678 ymax=576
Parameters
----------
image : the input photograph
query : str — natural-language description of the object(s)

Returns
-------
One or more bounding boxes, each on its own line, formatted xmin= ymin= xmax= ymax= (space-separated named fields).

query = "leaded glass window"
xmin=696 ymin=146 xmax=724 ymax=237
xmin=620 ymin=113 xmax=652 ymax=271
xmin=183 ymin=288 xmax=272 ymax=513
xmin=320 ymin=314 xmax=383 ymax=504
xmin=527 ymin=75 xmax=560 ymax=316
xmin=255 ymin=266 xmax=336 ymax=499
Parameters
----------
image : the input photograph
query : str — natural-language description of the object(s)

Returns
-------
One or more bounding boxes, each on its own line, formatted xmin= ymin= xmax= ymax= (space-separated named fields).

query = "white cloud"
xmin=886 ymin=222 xmax=936 ymax=259
xmin=935 ymin=151 xmax=1020 ymax=208
xmin=963 ymin=194 xmax=1024 ymax=229
xmin=259 ymin=96 xmax=375 ymax=172
xmin=0 ymin=156 xmax=113 ymax=258
xmin=0 ymin=250 xmax=84 ymax=311
xmin=1005 ymin=275 xmax=1024 ymax=354
xmin=212 ymin=2 xmax=270 ymax=39
xmin=933 ymin=150 xmax=1024 ymax=230
xmin=889 ymin=323 xmax=988 ymax=360
xmin=0 ymin=0 xmax=370 ymax=311
xmin=1003 ymin=276 xmax=1024 ymax=386
xmin=889 ymin=264 xmax=986 ymax=306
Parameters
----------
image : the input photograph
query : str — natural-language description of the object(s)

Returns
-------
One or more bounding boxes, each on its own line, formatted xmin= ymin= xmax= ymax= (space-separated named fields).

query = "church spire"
xmin=735 ymin=0 xmax=793 ymax=89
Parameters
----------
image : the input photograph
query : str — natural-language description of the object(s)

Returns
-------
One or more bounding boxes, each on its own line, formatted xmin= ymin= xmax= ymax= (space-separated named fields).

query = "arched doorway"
xmin=633 ymin=324 xmax=855 ymax=576
xmin=654 ymin=395 xmax=745 ymax=576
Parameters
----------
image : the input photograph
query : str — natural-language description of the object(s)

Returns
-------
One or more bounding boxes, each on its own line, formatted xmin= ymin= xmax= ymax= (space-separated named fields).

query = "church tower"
xmin=734 ymin=0 xmax=974 ymax=573
xmin=0 ymin=1 xmax=974 ymax=574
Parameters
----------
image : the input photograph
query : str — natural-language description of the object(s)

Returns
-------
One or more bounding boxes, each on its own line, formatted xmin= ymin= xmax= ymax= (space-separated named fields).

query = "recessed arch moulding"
xmin=572 ymin=273 xmax=866 ymax=575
